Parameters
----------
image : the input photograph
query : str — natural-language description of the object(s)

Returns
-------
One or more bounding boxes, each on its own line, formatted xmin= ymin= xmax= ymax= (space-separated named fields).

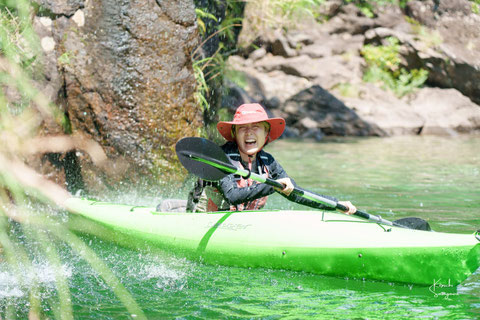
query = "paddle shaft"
xmin=185 ymin=151 xmax=401 ymax=227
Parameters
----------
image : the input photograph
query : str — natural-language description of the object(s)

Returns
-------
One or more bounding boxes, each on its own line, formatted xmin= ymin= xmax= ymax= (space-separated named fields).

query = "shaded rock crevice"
xmin=45 ymin=151 xmax=85 ymax=193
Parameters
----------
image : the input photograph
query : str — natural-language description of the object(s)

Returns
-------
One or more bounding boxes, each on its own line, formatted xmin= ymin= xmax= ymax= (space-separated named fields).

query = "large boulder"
xmin=411 ymin=88 xmax=480 ymax=135
xmin=226 ymin=55 xmax=312 ymax=106
xmin=338 ymin=83 xmax=425 ymax=136
xmin=281 ymin=85 xmax=386 ymax=138
xmin=337 ymin=83 xmax=480 ymax=136
xmin=32 ymin=0 xmax=202 ymax=194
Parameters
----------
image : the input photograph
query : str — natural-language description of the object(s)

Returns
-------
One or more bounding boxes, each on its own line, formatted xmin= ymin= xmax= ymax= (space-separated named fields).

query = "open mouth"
xmin=245 ymin=138 xmax=257 ymax=147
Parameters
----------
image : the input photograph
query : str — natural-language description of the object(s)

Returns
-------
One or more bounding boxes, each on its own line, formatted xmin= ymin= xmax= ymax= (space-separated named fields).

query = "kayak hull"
xmin=65 ymin=198 xmax=480 ymax=286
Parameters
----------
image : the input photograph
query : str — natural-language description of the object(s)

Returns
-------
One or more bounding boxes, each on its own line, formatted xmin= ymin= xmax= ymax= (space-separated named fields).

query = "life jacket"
xmin=228 ymin=156 xmax=269 ymax=211
xmin=187 ymin=147 xmax=272 ymax=212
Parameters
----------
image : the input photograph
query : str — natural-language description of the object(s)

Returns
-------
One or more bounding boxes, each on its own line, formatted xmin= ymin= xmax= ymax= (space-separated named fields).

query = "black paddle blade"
xmin=394 ymin=217 xmax=431 ymax=231
xmin=175 ymin=137 xmax=231 ymax=181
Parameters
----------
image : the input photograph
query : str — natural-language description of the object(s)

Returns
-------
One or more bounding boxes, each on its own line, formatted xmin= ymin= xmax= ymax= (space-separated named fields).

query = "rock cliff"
xmin=31 ymin=0 xmax=202 ymax=194
xmin=224 ymin=0 xmax=480 ymax=139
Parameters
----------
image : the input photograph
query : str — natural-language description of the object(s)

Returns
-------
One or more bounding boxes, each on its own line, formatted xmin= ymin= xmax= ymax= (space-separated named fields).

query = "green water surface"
xmin=267 ymin=136 xmax=480 ymax=234
xmin=1 ymin=136 xmax=479 ymax=319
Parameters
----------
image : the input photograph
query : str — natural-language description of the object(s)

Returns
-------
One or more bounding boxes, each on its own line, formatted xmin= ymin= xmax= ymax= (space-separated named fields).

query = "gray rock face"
xmin=411 ymin=88 xmax=480 ymax=135
xmin=405 ymin=0 xmax=472 ymax=27
xmin=156 ymin=0 xmax=196 ymax=25
xmin=224 ymin=1 xmax=480 ymax=139
xmin=32 ymin=0 xmax=202 ymax=193
xmin=404 ymin=0 xmax=480 ymax=105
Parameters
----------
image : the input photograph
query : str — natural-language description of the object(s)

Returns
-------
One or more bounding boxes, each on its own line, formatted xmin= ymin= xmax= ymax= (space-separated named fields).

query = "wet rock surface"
xmin=32 ymin=0 xmax=202 ymax=194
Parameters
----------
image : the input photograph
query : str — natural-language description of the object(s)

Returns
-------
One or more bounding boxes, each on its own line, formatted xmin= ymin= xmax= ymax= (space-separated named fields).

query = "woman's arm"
xmin=217 ymin=174 xmax=275 ymax=205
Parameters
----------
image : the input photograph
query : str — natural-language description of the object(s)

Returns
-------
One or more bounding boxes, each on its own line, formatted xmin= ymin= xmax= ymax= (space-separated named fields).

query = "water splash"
xmin=0 ymin=261 xmax=72 ymax=300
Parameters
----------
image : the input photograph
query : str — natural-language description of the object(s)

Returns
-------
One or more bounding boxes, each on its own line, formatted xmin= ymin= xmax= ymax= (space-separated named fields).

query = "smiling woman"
xmin=185 ymin=103 xmax=357 ymax=214
xmin=233 ymin=122 xmax=270 ymax=158
xmin=217 ymin=103 xmax=285 ymax=161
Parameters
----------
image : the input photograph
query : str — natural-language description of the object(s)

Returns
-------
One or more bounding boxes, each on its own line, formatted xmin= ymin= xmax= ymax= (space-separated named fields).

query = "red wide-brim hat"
xmin=217 ymin=103 xmax=285 ymax=142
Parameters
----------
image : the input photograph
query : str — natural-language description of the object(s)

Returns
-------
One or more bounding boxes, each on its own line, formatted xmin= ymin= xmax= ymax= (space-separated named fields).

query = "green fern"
xmin=195 ymin=8 xmax=218 ymax=35
xmin=471 ymin=0 xmax=480 ymax=14
xmin=361 ymin=37 xmax=428 ymax=97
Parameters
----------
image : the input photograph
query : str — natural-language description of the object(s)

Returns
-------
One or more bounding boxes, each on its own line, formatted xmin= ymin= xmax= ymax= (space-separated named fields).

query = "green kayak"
xmin=65 ymin=197 xmax=480 ymax=286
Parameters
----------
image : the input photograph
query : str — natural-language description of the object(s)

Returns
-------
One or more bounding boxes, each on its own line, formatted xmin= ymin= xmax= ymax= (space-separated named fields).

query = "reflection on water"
xmin=1 ymin=136 xmax=479 ymax=318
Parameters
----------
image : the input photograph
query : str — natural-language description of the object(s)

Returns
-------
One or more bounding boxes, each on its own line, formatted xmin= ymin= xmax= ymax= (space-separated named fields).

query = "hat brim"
xmin=217 ymin=118 xmax=285 ymax=142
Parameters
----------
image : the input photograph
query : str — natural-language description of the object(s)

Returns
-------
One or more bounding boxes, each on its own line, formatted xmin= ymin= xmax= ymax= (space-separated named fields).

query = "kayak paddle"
xmin=175 ymin=137 xmax=431 ymax=231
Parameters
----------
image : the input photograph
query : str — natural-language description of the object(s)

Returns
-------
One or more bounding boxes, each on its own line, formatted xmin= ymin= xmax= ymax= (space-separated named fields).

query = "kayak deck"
xmin=65 ymin=198 xmax=480 ymax=286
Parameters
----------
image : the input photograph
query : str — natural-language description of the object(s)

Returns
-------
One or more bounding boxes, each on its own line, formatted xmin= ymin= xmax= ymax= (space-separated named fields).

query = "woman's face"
xmin=235 ymin=122 xmax=269 ymax=157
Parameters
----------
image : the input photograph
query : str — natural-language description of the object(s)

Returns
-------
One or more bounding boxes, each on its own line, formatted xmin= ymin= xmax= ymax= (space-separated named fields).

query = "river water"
xmin=1 ymin=136 xmax=479 ymax=319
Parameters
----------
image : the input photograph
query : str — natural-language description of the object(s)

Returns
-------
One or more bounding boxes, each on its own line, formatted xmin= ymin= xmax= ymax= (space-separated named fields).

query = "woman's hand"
xmin=274 ymin=178 xmax=294 ymax=196
xmin=338 ymin=201 xmax=357 ymax=215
